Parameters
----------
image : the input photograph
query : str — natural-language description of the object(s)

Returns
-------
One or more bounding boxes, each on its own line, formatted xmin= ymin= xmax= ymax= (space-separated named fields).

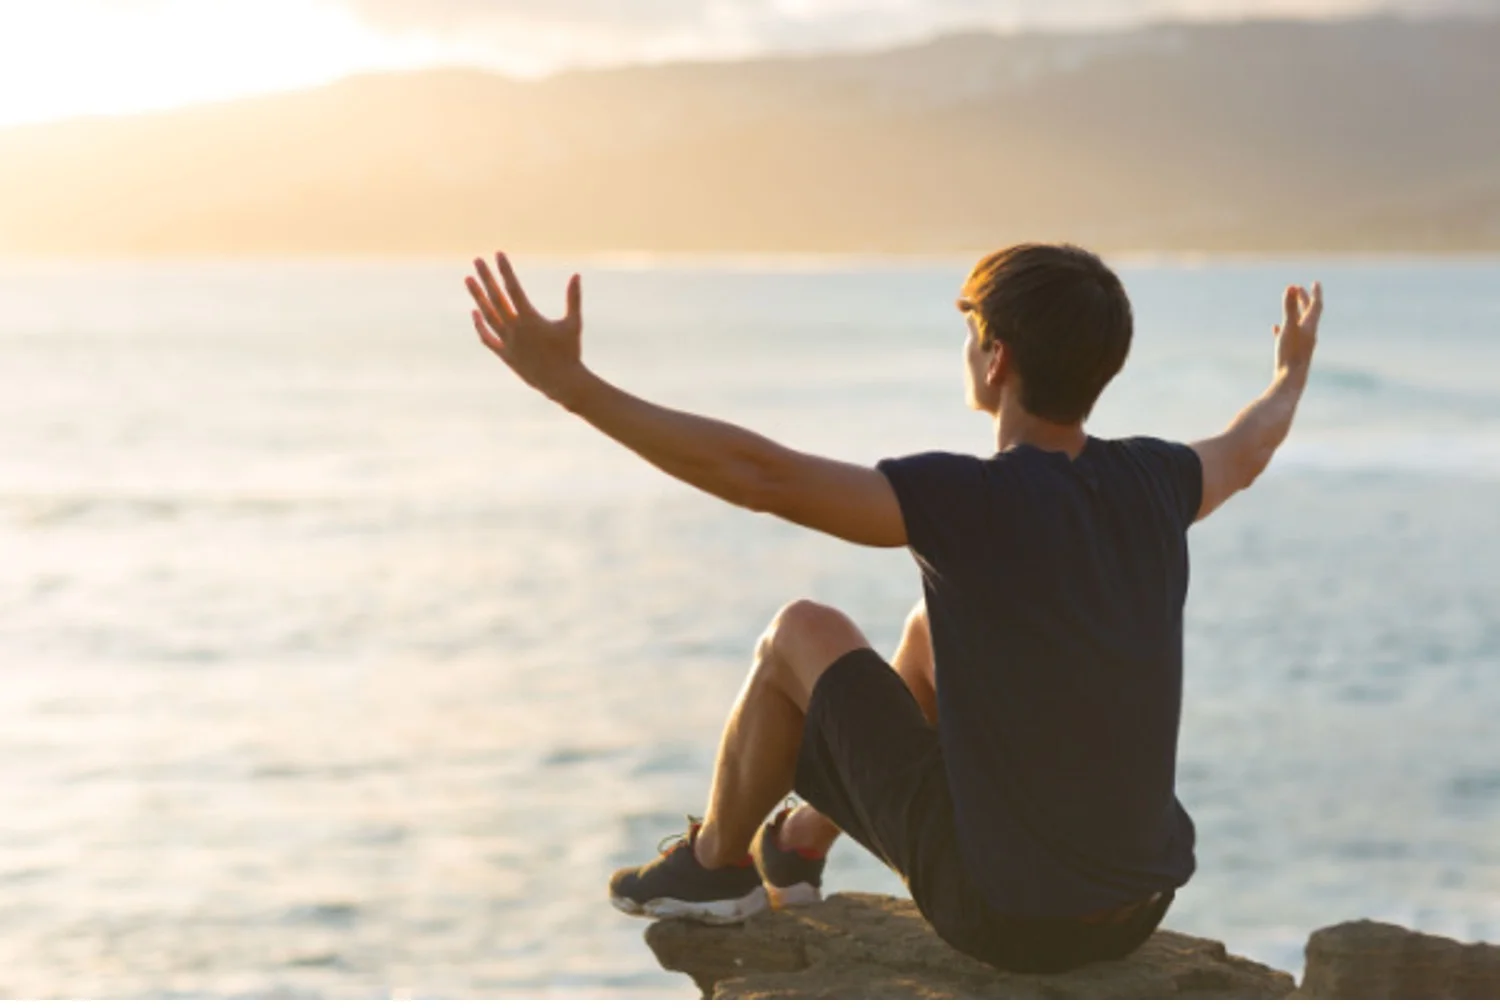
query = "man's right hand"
xmin=1191 ymin=281 xmax=1325 ymax=522
xmin=1275 ymin=282 xmax=1323 ymax=376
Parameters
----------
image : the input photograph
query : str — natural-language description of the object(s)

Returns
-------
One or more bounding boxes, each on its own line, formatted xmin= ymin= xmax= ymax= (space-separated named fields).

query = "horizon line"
xmin=3 ymin=250 xmax=1499 ymax=272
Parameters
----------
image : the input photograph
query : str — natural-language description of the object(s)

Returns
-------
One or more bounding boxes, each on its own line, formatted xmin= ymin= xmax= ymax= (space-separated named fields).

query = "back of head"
xmin=962 ymin=244 xmax=1133 ymax=424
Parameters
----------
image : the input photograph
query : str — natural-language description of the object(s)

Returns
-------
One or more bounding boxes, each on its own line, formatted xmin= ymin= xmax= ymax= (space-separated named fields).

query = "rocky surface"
xmin=1299 ymin=919 xmax=1500 ymax=998
xmin=645 ymin=893 xmax=1296 ymax=999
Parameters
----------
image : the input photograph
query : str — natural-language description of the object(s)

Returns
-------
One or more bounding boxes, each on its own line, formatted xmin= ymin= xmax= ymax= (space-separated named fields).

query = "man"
xmin=465 ymin=244 xmax=1322 ymax=974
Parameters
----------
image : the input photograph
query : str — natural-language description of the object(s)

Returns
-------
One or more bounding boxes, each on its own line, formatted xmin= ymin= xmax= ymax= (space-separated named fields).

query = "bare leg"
xmin=693 ymin=600 xmax=872 ymax=870
xmin=777 ymin=599 xmax=935 ymax=855
xmin=890 ymin=599 xmax=938 ymax=725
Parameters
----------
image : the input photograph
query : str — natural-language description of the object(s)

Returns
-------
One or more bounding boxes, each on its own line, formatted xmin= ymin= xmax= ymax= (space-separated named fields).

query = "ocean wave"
xmin=2 ymin=493 xmax=321 ymax=528
xmin=1314 ymin=364 xmax=1387 ymax=393
xmin=1277 ymin=432 xmax=1500 ymax=476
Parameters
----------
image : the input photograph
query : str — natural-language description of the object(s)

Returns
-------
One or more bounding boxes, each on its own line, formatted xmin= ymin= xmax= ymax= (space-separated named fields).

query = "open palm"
xmin=466 ymin=252 xmax=586 ymax=403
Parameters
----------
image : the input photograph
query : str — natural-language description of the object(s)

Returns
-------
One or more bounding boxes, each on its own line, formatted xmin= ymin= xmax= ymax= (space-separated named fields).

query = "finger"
xmin=565 ymin=273 xmax=582 ymax=325
xmin=1282 ymin=285 xmax=1300 ymax=327
xmin=496 ymin=253 xmax=537 ymax=318
xmin=473 ymin=258 xmax=517 ymax=324
xmin=473 ymin=309 xmax=510 ymax=360
xmin=466 ymin=276 xmax=511 ymax=336
xmin=1306 ymin=281 xmax=1324 ymax=325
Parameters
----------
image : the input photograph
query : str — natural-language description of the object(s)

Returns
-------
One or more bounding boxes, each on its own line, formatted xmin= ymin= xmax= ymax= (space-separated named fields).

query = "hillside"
xmin=1 ymin=14 xmax=1498 ymax=255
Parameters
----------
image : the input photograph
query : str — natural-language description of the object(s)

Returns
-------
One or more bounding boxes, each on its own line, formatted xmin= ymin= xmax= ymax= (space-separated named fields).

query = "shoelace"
xmin=656 ymin=805 xmax=804 ymax=854
xmin=657 ymin=815 xmax=702 ymax=856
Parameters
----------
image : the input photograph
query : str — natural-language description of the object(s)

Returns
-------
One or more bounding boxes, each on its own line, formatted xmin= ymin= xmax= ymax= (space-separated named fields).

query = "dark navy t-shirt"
xmin=876 ymin=436 xmax=1203 ymax=918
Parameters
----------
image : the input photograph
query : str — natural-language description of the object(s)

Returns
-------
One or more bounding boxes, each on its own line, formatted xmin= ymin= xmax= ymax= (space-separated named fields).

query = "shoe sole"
xmin=610 ymin=885 xmax=770 ymax=925
xmin=765 ymin=881 xmax=822 ymax=910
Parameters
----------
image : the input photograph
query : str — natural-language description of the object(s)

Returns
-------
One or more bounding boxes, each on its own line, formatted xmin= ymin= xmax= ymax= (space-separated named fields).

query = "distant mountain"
xmin=2 ymin=14 xmax=1498 ymax=256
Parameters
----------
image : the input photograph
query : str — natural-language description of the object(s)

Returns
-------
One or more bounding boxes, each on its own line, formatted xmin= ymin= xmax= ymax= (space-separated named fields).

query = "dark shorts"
xmin=794 ymin=648 xmax=1174 ymax=975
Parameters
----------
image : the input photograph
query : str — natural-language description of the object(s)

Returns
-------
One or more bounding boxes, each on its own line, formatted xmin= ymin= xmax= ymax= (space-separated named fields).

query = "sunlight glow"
xmin=0 ymin=0 xmax=1471 ymax=128
xmin=0 ymin=0 xmax=440 ymax=127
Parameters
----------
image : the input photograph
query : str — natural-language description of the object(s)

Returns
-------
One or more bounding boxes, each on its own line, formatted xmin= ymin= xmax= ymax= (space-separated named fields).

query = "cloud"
xmin=340 ymin=0 xmax=1499 ymax=74
xmin=348 ymin=0 xmax=707 ymax=32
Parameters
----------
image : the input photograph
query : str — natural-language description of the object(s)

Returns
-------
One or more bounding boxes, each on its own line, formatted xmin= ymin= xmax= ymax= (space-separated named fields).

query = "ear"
xmin=984 ymin=340 xmax=1009 ymax=389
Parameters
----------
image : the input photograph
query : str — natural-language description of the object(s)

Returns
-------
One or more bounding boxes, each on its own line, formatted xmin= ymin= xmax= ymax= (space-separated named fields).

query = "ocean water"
xmin=0 ymin=257 xmax=1497 ymax=997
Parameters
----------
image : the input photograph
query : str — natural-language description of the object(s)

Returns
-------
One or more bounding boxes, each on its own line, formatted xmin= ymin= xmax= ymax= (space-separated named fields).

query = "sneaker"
xmin=750 ymin=806 xmax=825 ymax=909
xmin=608 ymin=819 xmax=768 ymax=925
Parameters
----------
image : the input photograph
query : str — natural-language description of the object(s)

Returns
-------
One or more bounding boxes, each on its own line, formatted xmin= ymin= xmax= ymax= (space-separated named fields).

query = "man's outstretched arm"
xmin=464 ymin=252 xmax=908 ymax=548
xmin=1192 ymin=282 xmax=1323 ymax=522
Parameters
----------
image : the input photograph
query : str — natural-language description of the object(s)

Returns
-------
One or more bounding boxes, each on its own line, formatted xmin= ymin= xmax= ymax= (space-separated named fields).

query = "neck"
xmin=993 ymin=397 xmax=1089 ymax=459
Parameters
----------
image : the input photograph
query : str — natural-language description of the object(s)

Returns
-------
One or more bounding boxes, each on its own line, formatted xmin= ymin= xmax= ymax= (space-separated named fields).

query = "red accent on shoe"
xmin=770 ymin=808 xmax=827 ymax=862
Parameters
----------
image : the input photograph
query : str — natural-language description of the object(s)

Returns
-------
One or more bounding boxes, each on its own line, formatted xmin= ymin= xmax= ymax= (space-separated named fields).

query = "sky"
xmin=0 ymin=0 xmax=1491 ymax=128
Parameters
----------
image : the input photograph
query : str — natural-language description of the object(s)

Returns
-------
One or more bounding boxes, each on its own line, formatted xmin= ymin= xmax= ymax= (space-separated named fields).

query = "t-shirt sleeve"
xmin=876 ymin=451 xmax=991 ymax=572
xmin=1132 ymin=437 xmax=1203 ymax=530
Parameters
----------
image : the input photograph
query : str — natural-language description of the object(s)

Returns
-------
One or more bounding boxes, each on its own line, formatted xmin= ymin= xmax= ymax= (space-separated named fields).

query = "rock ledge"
xmin=1299 ymin=919 xmax=1500 ymax=998
xmin=645 ymin=892 xmax=1296 ymax=999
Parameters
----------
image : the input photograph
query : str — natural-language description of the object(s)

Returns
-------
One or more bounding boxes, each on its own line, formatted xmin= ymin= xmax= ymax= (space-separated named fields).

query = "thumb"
xmin=566 ymin=274 xmax=582 ymax=324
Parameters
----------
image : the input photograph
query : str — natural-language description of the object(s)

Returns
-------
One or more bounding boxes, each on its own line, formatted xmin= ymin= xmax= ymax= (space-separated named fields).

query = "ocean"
xmin=0 ymin=257 xmax=1497 ymax=997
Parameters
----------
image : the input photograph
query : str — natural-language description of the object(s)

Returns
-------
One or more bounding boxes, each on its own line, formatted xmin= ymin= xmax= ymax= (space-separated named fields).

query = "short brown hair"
xmin=960 ymin=244 xmax=1133 ymax=424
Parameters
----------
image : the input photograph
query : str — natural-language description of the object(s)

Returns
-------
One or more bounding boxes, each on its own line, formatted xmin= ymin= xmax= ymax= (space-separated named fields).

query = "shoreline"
xmin=3 ymin=251 xmax=1500 ymax=271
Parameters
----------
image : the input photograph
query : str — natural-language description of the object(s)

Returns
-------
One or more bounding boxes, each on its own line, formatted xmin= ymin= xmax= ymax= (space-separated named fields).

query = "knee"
xmin=903 ymin=599 xmax=930 ymax=645
xmin=761 ymin=598 xmax=850 ymax=657
xmin=756 ymin=598 xmax=869 ymax=698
